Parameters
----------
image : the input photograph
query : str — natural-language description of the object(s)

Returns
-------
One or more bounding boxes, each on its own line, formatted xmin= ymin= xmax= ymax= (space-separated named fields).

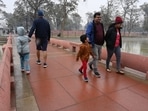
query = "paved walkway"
xmin=13 ymin=38 xmax=148 ymax=111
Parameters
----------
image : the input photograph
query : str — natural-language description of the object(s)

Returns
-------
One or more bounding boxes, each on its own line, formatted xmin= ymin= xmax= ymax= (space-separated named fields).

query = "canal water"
xmin=122 ymin=37 xmax=148 ymax=56
xmin=60 ymin=37 xmax=148 ymax=57
xmin=0 ymin=46 xmax=2 ymax=60
xmin=0 ymin=37 xmax=148 ymax=60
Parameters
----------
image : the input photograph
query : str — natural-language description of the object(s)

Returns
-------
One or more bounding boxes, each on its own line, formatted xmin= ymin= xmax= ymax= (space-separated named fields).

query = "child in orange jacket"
xmin=76 ymin=34 xmax=94 ymax=82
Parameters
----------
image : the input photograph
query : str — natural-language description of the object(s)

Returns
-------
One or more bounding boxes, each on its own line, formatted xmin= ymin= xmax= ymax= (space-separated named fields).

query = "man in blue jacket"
xmin=86 ymin=12 xmax=105 ymax=78
xmin=28 ymin=10 xmax=51 ymax=68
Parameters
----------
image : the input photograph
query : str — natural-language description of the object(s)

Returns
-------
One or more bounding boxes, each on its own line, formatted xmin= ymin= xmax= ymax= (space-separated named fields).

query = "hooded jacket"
xmin=28 ymin=17 xmax=51 ymax=41
xmin=16 ymin=27 xmax=30 ymax=54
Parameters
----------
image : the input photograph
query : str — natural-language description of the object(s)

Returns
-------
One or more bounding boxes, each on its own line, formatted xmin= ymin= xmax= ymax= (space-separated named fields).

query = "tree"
xmin=126 ymin=8 xmax=140 ymax=35
xmin=84 ymin=12 xmax=93 ymax=29
xmin=141 ymin=3 xmax=148 ymax=32
xmin=119 ymin=0 xmax=139 ymax=35
xmin=14 ymin=0 xmax=51 ymax=21
xmin=100 ymin=0 xmax=117 ymax=31
xmin=11 ymin=0 xmax=79 ymax=35
xmin=0 ymin=0 xmax=5 ymax=13
xmin=13 ymin=2 xmax=27 ymax=27
xmin=44 ymin=2 xmax=64 ymax=30
xmin=57 ymin=0 xmax=78 ymax=37
xmin=71 ymin=13 xmax=82 ymax=30
xmin=11 ymin=0 xmax=54 ymax=31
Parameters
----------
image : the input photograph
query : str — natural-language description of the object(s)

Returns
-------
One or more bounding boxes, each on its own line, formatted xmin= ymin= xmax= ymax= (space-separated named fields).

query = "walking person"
xmin=86 ymin=12 xmax=105 ymax=78
xmin=105 ymin=16 xmax=124 ymax=74
xmin=16 ymin=26 xmax=31 ymax=75
xmin=28 ymin=10 xmax=51 ymax=68
xmin=76 ymin=34 xmax=94 ymax=82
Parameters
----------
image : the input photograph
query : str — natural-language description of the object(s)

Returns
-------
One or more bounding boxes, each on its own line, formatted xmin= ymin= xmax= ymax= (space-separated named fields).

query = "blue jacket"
xmin=86 ymin=21 xmax=105 ymax=46
xmin=28 ymin=17 xmax=51 ymax=41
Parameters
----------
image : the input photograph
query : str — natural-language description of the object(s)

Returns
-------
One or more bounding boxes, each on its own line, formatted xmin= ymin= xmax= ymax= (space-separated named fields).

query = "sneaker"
xmin=89 ymin=63 xmax=93 ymax=70
xmin=36 ymin=60 xmax=41 ymax=65
xmin=79 ymin=69 xmax=83 ymax=74
xmin=106 ymin=68 xmax=111 ymax=72
xmin=21 ymin=69 xmax=25 ymax=72
xmin=93 ymin=72 xmax=101 ymax=78
xmin=43 ymin=63 xmax=48 ymax=68
xmin=26 ymin=71 xmax=30 ymax=75
xmin=116 ymin=70 xmax=124 ymax=75
xmin=83 ymin=77 xmax=88 ymax=82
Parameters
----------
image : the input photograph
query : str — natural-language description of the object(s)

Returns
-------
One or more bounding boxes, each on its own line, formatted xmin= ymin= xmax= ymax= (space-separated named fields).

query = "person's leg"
xmin=24 ymin=53 xmax=30 ymax=74
xmin=43 ymin=51 xmax=47 ymax=64
xmin=91 ymin=44 xmax=98 ymax=72
xmin=42 ymin=39 xmax=48 ymax=68
xmin=79 ymin=61 xmax=83 ymax=73
xmin=114 ymin=46 xmax=121 ymax=71
xmin=82 ymin=60 xmax=88 ymax=82
xmin=36 ymin=38 xmax=41 ymax=64
xmin=106 ymin=48 xmax=114 ymax=70
xmin=20 ymin=54 xmax=24 ymax=71
xmin=93 ymin=44 xmax=102 ymax=73
xmin=37 ymin=50 xmax=40 ymax=61
xmin=98 ymin=46 xmax=102 ymax=60
xmin=82 ymin=60 xmax=87 ymax=78
xmin=88 ymin=46 xmax=94 ymax=70
xmin=114 ymin=46 xmax=124 ymax=74
xmin=90 ymin=44 xmax=101 ymax=77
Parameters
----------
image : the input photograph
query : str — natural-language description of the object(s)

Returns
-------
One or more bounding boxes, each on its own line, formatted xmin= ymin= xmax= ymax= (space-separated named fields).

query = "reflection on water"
xmin=1 ymin=37 xmax=147 ymax=59
xmin=61 ymin=37 xmax=148 ymax=56
xmin=0 ymin=46 xmax=2 ymax=60
xmin=122 ymin=38 xmax=148 ymax=56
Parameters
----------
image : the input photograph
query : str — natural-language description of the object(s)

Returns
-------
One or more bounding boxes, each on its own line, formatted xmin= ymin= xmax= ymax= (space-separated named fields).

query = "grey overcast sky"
xmin=3 ymin=0 xmax=147 ymax=13
xmin=2 ymin=0 xmax=148 ymax=24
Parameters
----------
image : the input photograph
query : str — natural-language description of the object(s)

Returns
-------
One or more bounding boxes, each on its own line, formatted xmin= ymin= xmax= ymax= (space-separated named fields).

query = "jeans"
xmin=106 ymin=46 xmax=121 ymax=71
xmin=89 ymin=44 xmax=102 ymax=73
xmin=19 ymin=53 xmax=30 ymax=71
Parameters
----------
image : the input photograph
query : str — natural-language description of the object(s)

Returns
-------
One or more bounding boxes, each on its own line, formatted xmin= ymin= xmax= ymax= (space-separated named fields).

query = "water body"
xmin=60 ymin=37 xmax=148 ymax=57
xmin=0 ymin=46 xmax=3 ymax=60
xmin=0 ymin=37 xmax=147 ymax=60
xmin=122 ymin=37 xmax=148 ymax=56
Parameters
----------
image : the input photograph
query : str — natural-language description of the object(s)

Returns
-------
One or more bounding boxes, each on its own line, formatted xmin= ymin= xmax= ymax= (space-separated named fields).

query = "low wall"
xmin=51 ymin=30 xmax=148 ymax=38
xmin=0 ymin=35 xmax=13 ymax=111
xmin=51 ymin=30 xmax=85 ymax=38
xmin=50 ymin=38 xmax=148 ymax=79
xmin=101 ymin=48 xmax=148 ymax=77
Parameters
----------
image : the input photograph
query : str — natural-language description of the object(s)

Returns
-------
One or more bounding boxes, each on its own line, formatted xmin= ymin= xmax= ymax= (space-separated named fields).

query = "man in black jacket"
xmin=28 ymin=10 xmax=51 ymax=68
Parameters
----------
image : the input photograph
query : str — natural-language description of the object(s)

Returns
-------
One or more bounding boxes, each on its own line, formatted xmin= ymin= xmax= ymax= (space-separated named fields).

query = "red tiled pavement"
xmin=27 ymin=39 xmax=148 ymax=111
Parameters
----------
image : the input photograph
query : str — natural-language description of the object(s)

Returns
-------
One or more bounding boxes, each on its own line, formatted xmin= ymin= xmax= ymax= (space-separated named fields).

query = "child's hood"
xmin=17 ymin=26 xmax=25 ymax=36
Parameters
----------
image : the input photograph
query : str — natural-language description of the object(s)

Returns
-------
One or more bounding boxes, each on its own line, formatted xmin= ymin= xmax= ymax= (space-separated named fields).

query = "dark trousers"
xmin=106 ymin=46 xmax=121 ymax=71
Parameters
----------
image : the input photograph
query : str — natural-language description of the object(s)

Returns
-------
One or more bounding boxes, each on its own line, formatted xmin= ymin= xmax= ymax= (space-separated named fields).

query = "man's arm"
xmin=28 ymin=21 xmax=36 ymax=38
xmin=86 ymin=24 xmax=91 ymax=42
xmin=48 ymin=24 xmax=51 ymax=41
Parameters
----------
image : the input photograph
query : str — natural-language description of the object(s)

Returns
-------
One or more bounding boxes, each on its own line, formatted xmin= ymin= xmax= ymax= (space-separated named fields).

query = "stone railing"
xmin=50 ymin=38 xmax=148 ymax=79
xmin=0 ymin=34 xmax=13 ymax=111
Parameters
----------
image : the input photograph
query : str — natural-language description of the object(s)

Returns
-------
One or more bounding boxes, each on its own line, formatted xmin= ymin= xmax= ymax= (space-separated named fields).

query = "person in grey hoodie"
xmin=16 ymin=26 xmax=31 ymax=75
